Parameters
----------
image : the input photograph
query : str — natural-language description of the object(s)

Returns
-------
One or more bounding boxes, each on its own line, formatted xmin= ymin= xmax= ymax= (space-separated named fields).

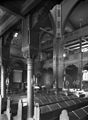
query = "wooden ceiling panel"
xmin=65 ymin=0 xmax=88 ymax=33
xmin=0 ymin=12 xmax=10 ymax=26
xmin=0 ymin=1 xmax=23 ymax=15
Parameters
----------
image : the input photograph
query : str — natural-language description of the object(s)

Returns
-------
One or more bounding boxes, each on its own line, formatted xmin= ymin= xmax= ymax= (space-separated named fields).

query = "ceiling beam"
xmin=64 ymin=25 xmax=88 ymax=44
xmin=0 ymin=5 xmax=23 ymax=19
xmin=50 ymin=0 xmax=79 ymax=34
xmin=62 ymin=0 xmax=80 ymax=32
xmin=40 ymin=27 xmax=54 ymax=36
xmin=68 ymin=19 xmax=77 ymax=30
xmin=70 ymin=44 xmax=88 ymax=51
xmin=66 ymin=41 xmax=87 ymax=49
xmin=65 ymin=39 xmax=80 ymax=46
xmin=21 ymin=0 xmax=41 ymax=15
xmin=21 ymin=0 xmax=35 ymax=14
xmin=0 ymin=0 xmax=42 ymax=36
xmin=0 ymin=0 xmax=44 ymax=36
xmin=0 ymin=15 xmax=20 ymax=36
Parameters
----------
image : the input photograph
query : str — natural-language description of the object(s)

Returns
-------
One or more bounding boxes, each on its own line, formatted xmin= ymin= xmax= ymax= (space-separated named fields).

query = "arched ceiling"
xmin=64 ymin=0 xmax=88 ymax=53
xmin=1 ymin=0 xmax=88 ymax=58
xmin=1 ymin=0 xmax=63 ymax=59
xmin=0 ymin=0 xmax=44 ymax=35
xmin=65 ymin=0 xmax=88 ymax=33
xmin=0 ymin=0 xmax=88 ymax=36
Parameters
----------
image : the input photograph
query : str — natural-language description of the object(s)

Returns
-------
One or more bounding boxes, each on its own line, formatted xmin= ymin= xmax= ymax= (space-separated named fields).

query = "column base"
xmin=27 ymin=117 xmax=34 ymax=120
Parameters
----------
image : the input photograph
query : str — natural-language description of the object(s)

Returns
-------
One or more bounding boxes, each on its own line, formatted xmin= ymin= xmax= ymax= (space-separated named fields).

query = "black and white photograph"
xmin=0 ymin=0 xmax=88 ymax=120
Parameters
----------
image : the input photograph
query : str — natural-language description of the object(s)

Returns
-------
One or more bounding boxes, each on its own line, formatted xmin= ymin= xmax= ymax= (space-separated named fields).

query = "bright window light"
xmin=63 ymin=53 xmax=66 ymax=58
xmin=82 ymin=48 xmax=88 ymax=52
xmin=83 ymin=70 xmax=88 ymax=81
xmin=14 ymin=32 xmax=18 ymax=37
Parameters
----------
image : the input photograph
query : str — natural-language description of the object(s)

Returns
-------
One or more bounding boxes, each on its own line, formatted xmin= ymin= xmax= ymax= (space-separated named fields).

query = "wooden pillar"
xmin=27 ymin=58 xmax=33 ymax=119
xmin=22 ymin=15 xmax=33 ymax=120
xmin=62 ymin=0 xmax=79 ymax=30
xmin=1 ymin=65 xmax=4 ymax=98
xmin=0 ymin=95 xmax=2 ymax=120
xmin=0 ymin=37 xmax=4 ymax=98
xmin=79 ymin=38 xmax=83 ymax=90
xmin=51 ymin=4 xmax=63 ymax=91
xmin=79 ymin=20 xmax=83 ymax=90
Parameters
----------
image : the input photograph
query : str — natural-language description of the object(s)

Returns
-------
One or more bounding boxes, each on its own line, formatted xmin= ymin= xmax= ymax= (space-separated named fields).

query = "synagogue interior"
xmin=1 ymin=0 xmax=88 ymax=120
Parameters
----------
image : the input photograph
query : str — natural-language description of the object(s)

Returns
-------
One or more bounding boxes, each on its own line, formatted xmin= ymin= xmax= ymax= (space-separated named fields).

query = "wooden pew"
xmin=4 ymin=97 xmax=11 ymax=120
xmin=34 ymin=94 xmax=88 ymax=120
xmin=0 ymin=95 xmax=2 ymax=120
xmin=0 ymin=96 xmax=11 ymax=120
xmin=33 ymin=103 xmax=40 ymax=120
xmin=13 ymin=99 xmax=22 ymax=120
xmin=69 ymin=105 xmax=88 ymax=120
xmin=4 ymin=94 xmax=88 ymax=120
xmin=8 ymin=94 xmax=78 ymax=120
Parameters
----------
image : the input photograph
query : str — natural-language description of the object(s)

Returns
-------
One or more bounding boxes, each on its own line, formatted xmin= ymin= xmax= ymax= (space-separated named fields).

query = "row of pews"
xmin=0 ymin=96 xmax=23 ymax=120
xmin=35 ymin=94 xmax=88 ymax=120
xmin=0 ymin=93 xmax=88 ymax=120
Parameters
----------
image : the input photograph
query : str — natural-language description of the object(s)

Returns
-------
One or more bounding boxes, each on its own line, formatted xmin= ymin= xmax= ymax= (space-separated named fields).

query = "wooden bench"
xmin=34 ymin=94 xmax=88 ymax=120
xmin=1 ymin=94 xmax=88 ymax=120
xmin=0 ymin=96 xmax=11 ymax=120
xmin=69 ymin=105 xmax=88 ymax=120
xmin=13 ymin=99 xmax=22 ymax=120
